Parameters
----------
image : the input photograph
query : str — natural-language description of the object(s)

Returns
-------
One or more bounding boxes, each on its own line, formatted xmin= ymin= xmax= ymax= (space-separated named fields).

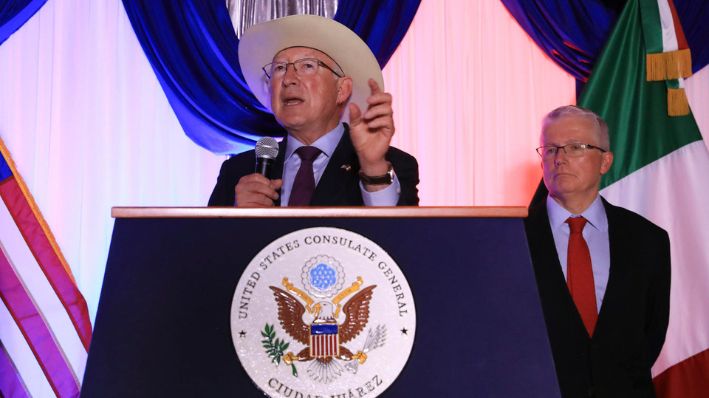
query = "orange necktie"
xmin=566 ymin=217 xmax=598 ymax=336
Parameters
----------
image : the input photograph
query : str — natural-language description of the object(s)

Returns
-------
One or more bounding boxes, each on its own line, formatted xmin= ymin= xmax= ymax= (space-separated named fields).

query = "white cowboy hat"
xmin=237 ymin=14 xmax=384 ymax=116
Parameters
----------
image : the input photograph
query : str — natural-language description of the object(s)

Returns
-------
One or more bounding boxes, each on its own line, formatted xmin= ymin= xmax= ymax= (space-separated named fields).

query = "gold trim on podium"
xmin=111 ymin=207 xmax=527 ymax=219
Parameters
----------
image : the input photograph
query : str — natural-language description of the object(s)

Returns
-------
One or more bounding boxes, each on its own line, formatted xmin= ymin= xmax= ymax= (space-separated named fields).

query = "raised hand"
xmin=348 ymin=79 xmax=394 ymax=177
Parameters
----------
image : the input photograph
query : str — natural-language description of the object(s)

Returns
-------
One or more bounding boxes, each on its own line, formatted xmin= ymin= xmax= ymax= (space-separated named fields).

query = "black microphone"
xmin=254 ymin=137 xmax=279 ymax=178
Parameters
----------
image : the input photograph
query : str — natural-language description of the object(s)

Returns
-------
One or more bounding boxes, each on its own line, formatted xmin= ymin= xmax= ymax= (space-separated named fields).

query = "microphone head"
xmin=255 ymin=136 xmax=279 ymax=160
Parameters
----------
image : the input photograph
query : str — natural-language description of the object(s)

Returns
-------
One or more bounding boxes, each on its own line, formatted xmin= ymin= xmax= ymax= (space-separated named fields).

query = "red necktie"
xmin=566 ymin=216 xmax=598 ymax=336
xmin=288 ymin=146 xmax=321 ymax=206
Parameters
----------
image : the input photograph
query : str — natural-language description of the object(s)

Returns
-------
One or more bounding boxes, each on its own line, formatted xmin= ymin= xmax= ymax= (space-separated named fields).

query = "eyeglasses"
xmin=262 ymin=58 xmax=344 ymax=79
xmin=536 ymin=143 xmax=607 ymax=158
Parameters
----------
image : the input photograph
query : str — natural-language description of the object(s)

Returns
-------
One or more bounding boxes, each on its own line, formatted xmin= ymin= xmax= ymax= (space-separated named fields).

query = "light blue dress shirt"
xmin=546 ymin=195 xmax=610 ymax=311
xmin=279 ymin=123 xmax=401 ymax=206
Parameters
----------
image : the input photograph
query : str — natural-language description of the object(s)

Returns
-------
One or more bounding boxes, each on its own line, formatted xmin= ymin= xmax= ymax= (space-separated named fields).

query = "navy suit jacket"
xmin=525 ymin=197 xmax=670 ymax=398
xmin=208 ymin=125 xmax=419 ymax=206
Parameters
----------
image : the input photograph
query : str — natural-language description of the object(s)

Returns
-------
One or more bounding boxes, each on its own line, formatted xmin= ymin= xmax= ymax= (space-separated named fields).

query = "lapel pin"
xmin=340 ymin=164 xmax=352 ymax=172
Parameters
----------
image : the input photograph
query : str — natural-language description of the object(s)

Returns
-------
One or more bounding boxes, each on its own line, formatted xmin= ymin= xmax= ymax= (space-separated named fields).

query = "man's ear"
xmin=336 ymin=77 xmax=353 ymax=105
xmin=600 ymin=151 xmax=614 ymax=175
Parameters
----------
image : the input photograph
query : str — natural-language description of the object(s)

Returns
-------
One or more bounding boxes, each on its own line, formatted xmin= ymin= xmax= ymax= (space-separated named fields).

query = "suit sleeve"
xmin=389 ymin=150 xmax=420 ymax=206
xmin=207 ymin=158 xmax=237 ymax=207
xmin=644 ymin=227 xmax=671 ymax=366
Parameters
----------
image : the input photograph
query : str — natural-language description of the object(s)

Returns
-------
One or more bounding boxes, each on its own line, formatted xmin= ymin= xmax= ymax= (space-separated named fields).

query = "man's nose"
xmin=282 ymin=63 xmax=299 ymax=84
xmin=553 ymin=149 xmax=568 ymax=165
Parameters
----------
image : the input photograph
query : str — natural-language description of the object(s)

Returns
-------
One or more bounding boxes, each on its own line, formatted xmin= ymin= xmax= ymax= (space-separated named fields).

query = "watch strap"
xmin=359 ymin=163 xmax=394 ymax=185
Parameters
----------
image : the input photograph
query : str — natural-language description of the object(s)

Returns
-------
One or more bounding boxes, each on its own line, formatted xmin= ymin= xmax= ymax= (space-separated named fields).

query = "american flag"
xmin=0 ymin=138 xmax=92 ymax=397
xmin=310 ymin=323 xmax=340 ymax=358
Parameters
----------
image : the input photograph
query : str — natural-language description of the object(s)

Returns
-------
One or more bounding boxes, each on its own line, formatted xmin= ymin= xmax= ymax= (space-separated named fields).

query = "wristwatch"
xmin=359 ymin=163 xmax=394 ymax=185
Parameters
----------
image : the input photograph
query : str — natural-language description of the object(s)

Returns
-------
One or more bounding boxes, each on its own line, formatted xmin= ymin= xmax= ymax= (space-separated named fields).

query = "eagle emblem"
xmin=265 ymin=256 xmax=386 ymax=383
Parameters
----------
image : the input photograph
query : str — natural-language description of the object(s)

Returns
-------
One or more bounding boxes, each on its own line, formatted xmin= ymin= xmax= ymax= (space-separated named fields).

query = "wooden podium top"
xmin=111 ymin=206 xmax=528 ymax=219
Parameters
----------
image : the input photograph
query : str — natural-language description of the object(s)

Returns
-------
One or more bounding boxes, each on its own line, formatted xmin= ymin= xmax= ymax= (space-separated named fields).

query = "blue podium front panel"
xmin=82 ymin=215 xmax=560 ymax=397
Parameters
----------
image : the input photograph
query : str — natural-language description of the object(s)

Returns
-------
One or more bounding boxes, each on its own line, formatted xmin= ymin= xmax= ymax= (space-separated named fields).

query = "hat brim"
xmin=238 ymin=14 xmax=383 ymax=120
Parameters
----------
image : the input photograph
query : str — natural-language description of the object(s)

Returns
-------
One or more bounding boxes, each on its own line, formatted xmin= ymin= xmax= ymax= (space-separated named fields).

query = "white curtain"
xmin=385 ymin=0 xmax=576 ymax=205
xmin=0 ymin=0 xmax=575 ymax=320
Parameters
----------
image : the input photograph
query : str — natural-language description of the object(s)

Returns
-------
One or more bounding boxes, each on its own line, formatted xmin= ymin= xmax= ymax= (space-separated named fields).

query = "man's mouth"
xmin=282 ymin=96 xmax=304 ymax=106
xmin=554 ymin=172 xmax=574 ymax=178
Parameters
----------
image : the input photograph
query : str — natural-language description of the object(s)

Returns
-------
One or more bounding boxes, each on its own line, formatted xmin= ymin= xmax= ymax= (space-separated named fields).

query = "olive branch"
xmin=261 ymin=324 xmax=298 ymax=377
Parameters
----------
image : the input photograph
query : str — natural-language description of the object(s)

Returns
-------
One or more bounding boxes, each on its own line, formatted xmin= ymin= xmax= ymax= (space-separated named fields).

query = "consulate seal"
xmin=231 ymin=227 xmax=416 ymax=397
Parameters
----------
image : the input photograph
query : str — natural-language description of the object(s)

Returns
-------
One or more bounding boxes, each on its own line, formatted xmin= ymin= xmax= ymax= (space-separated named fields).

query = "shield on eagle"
xmin=310 ymin=322 xmax=339 ymax=358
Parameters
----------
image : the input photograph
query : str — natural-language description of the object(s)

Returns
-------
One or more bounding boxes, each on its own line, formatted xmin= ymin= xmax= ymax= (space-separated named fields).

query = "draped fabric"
xmin=121 ymin=0 xmax=420 ymax=154
xmin=673 ymin=1 xmax=709 ymax=72
xmin=334 ymin=0 xmax=418 ymax=68
xmin=500 ymin=0 xmax=709 ymax=82
xmin=499 ymin=1 xmax=618 ymax=82
xmin=121 ymin=1 xmax=271 ymax=154
xmin=0 ymin=0 xmax=47 ymax=45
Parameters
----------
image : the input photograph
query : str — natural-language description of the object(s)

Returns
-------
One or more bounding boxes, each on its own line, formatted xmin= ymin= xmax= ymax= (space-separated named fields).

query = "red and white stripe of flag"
xmin=0 ymin=138 xmax=92 ymax=397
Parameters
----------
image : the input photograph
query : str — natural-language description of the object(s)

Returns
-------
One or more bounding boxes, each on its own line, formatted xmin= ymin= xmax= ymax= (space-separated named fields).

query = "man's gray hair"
xmin=542 ymin=105 xmax=610 ymax=151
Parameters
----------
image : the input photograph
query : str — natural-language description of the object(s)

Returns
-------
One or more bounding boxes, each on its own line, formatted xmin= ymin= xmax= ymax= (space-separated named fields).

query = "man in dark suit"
xmin=208 ymin=15 xmax=418 ymax=207
xmin=525 ymin=105 xmax=670 ymax=397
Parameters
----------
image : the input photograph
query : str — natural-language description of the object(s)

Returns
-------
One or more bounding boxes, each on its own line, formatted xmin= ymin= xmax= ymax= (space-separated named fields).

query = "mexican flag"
xmin=579 ymin=0 xmax=709 ymax=396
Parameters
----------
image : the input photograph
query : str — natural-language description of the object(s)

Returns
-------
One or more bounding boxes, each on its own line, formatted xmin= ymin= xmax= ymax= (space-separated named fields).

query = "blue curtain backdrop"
xmin=501 ymin=0 xmax=709 ymax=84
xmin=122 ymin=0 xmax=421 ymax=155
xmin=0 ymin=0 xmax=47 ymax=45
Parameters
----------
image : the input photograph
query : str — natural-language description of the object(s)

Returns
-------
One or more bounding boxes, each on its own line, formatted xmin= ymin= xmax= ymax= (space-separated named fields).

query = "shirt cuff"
xmin=360 ymin=175 xmax=401 ymax=206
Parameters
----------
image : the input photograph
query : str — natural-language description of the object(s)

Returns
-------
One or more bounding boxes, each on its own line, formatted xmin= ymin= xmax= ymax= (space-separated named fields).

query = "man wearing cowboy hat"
xmin=208 ymin=15 xmax=419 ymax=207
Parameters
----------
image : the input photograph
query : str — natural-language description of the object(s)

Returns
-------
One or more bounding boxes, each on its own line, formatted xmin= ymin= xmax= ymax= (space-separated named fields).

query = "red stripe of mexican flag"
xmin=578 ymin=0 xmax=709 ymax=396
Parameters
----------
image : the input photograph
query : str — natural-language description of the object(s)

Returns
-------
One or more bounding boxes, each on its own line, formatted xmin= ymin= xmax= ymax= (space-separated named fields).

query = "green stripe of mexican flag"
xmin=578 ymin=0 xmax=709 ymax=396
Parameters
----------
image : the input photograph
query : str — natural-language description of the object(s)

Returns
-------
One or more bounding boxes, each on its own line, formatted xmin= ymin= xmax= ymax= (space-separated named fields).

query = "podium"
xmin=82 ymin=207 xmax=560 ymax=397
